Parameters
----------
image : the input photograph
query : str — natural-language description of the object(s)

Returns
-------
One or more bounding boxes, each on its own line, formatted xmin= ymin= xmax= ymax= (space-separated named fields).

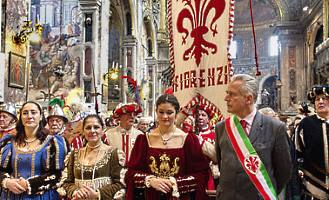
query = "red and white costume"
xmin=0 ymin=125 xmax=16 ymax=139
xmin=105 ymin=126 xmax=143 ymax=162
xmin=198 ymin=126 xmax=219 ymax=190
xmin=105 ymin=102 xmax=143 ymax=162
xmin=199 ymin=126 xmax=216 ymax=143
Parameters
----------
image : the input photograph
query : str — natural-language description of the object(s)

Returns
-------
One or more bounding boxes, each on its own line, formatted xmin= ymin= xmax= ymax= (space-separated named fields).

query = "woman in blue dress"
xmin=0 ymin=101 xmax=67 ymax=199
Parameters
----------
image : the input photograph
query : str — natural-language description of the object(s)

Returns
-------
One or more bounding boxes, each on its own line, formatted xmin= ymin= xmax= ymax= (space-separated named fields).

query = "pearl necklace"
xmin=24 ymin=137 xmax=37 ymax=143
xmin=159 ymin=127 xmax=176 ymax=145
xmin=86 ymin=143 xmax=101 ymax=149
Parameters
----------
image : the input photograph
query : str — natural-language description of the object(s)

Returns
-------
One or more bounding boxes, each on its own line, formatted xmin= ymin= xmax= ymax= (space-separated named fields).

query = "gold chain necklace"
xmin=159 ymin=126 xmax=176 ymax=145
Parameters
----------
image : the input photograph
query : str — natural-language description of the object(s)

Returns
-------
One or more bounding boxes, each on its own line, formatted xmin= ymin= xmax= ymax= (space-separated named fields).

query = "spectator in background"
xmin=63 ymin=118 xmax=84 ymax=150
xmin=296 ymin=85 xmax=329 ymax=200
xmin=47 ymin=104 xmax=68 ymax=135
xmin=258 ymin=106 xmax=279 ymax=120
xmin=105 ymin=103 xmax=143 ymax=162
xmin=181 ymin=115 xmax=194 ymax=134
xmin=137 ymin=117 xmax=152 ymax=133
xmin=0 ymin=103 xmax=17 ymax=138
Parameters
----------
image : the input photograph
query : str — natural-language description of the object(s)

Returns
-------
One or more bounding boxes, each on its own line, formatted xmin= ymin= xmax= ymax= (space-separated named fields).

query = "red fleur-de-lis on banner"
xmin=244 ymin=155 xmax=260 ymax=174
xmin=176 ymin=0 xmax=226 ymax=66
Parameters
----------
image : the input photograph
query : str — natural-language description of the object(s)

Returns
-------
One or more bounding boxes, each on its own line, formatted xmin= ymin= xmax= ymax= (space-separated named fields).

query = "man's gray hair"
xmin=231 ymin=74 xmax=258 ymax=103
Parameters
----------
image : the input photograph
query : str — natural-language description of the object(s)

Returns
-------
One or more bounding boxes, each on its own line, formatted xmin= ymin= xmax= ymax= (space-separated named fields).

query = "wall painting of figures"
xmin=28 ymin=0 xmax=82 ymax=101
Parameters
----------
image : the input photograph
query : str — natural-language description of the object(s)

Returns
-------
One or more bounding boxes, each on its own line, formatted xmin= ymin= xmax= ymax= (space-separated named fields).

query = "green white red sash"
xmin=225 ymin=115 xmax=277 ymax=200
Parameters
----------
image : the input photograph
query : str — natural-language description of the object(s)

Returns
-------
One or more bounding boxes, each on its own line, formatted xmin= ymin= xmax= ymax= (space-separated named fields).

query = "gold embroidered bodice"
xmin=149 ymin=153 xmax=180 ymax=178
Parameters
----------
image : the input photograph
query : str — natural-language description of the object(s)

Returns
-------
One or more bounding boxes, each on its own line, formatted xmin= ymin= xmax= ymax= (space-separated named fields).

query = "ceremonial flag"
xmin=168 ymin=0 xmax=235 ymax=118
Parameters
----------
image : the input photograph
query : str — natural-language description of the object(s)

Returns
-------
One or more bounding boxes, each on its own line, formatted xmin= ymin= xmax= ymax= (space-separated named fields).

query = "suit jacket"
xmin=215 ymin=112 xmax=292 ymax=200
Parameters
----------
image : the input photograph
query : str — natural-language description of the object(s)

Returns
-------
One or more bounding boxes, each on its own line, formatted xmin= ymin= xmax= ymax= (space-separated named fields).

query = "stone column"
xmin=145 ymin=57 xmax=156 ymax=117
xmin=156 ymin=41 xmax=170 ymax=94
xmin=158 ymin=0 xmax=167 ymax=40
xmin=99 ymin=1 xmax=110 ymax=111
xmin=159 ymin=0 xmax=166 ymax=31
xmin=122 ymin=37 xmax=137 ymax=78
xmin=79 ymin=0 xmax=101 ymax=111
xmin=275 ymin=22 xmax=303 ymax=113
xmin=323 ymin=0 xmax=329 ymax=39
xmin=122 ymin=36 xmax=138 ymax=103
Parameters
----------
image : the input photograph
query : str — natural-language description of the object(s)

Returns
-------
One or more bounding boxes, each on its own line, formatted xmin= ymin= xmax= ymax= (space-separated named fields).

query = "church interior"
xmin=0 ymin=0 xmax=328 ymax=117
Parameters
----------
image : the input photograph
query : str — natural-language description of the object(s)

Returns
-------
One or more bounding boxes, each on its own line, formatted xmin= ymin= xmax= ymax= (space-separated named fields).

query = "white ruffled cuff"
xmin=144 ymin=175 xmax=156 ymax=188
xmin=113 ymin=188 xmax=126 ymax=200
xmin=169 ymin=176 xmax=180 ymax=198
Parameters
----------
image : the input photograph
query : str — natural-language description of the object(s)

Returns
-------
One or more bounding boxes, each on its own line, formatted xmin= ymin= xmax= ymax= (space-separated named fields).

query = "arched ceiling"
xmin=234 ymin=0 xmax=309 ymax=25
xmin=234 ymin=0 xmax=278 ymax=24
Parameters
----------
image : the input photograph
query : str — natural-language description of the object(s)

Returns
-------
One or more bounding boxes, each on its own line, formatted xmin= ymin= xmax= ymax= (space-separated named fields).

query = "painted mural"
xmin=28 ymin=0 xmax=82 ymax=101
xmin=4 ymin=0 xmax=29 ymax=104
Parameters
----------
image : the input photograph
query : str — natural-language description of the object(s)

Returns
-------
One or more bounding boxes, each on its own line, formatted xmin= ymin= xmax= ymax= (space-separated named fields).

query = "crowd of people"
xmin=0 ymin=73 xmax=327 ymax=200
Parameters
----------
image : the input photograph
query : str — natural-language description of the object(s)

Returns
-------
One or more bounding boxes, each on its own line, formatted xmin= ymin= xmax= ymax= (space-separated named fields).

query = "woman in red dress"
xmin=125 ymin=94 xmax=209 ymax=200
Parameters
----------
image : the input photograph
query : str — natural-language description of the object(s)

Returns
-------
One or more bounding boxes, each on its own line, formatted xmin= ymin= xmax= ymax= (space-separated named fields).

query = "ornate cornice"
xmin=273 ymin=20 xmax=303 ymax=37
xmin=234 ymin=19 xmax=278 ymax=31
xmin=79 ymin=0 xmax=101 ymax=11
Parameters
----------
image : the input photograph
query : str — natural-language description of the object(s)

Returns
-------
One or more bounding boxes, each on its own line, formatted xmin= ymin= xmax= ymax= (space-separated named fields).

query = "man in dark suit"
xmin=215 ymin=74 xmax=292 ymax=200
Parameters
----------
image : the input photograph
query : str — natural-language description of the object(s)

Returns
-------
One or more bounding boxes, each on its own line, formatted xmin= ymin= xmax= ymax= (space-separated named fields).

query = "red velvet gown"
xmin=125 ymin=133 xmax=209 ymax=200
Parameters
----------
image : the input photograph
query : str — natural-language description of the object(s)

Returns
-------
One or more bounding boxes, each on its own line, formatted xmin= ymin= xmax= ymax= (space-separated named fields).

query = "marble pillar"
xmin=275 ymin=22 xmax=304 ymax=113
xmin=79 ymin=0 xmax=101 ymax=112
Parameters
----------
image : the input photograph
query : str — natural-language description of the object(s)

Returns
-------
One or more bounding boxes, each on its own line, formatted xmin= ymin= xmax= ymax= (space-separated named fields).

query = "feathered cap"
xmin=307 ymin=85 xmax=329 ymax=103
xmin=47 ymin=104 xmax=68 ymax=123
xmin=0 ymin=103 xmax=17 ymax=121
xmin=298 ymin=102 xmax=311 ymax=114
xmin=113 ymin=103 xmax=142 ymax=119
xmin=191 ymin=103 xmax=215 ymax=119
xmin=47 ymin=98 xmax=68 ymax=123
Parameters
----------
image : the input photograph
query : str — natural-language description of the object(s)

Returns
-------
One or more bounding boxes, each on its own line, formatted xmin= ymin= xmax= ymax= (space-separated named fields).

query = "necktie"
xmin=240 ymin=120 xmax=248 ymax=135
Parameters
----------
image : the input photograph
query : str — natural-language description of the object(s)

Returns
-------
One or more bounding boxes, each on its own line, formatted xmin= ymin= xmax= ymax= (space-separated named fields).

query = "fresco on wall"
xmin=234 ymin=0 xmax=278 ymax=24
xmin=28 ymin=0 xmax=82 ymax=101
xmin=4 ymin=0 xmax=29 ymax=104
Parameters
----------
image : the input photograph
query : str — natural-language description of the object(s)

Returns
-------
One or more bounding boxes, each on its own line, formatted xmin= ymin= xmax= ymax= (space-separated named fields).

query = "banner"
xmin=168 ymin=0 xmax=235 ymax=119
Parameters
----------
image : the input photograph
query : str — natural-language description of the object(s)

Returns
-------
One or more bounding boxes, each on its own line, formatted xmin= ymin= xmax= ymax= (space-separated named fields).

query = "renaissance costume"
xmin=198 ymin=126 xmax=219 ymax=190
xmin=295 ymin=85 xmax=329 ymax=199
xmin=0 ymin=134 xmax=67 ymax=199
xmin=125 ymin=133 xmax=209 ymax=200
xmin=0 ymin=103 xmax=17 ymax=139
xmin=106 ymin=126 xmax=142 ymax=162
xmin=62 ymin=147 xmax=125 ymax=199
xmin=296 ymin=114 xmax=329 ymax=199
xmin=0 ymin=126 xmax=16 ymax=139
xmin=105 ymin=102 xmax=143 ymax=162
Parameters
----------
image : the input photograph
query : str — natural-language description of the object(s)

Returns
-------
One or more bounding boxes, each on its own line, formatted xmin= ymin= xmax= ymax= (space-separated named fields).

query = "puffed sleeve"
xmin=0 ymin=136 xmax=14 ymax=186
xmin=61 ymin=150 xmax=79 ymax=197
xmin=125 ymin=134 xmax=149 ymax=200
xmin=98 ymin=149 xmax=125 ymax=199
xmin=176 ymin=133 xmax=209 ymax=199
xmin=26 ymin=135 xmax=67 ymax=195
